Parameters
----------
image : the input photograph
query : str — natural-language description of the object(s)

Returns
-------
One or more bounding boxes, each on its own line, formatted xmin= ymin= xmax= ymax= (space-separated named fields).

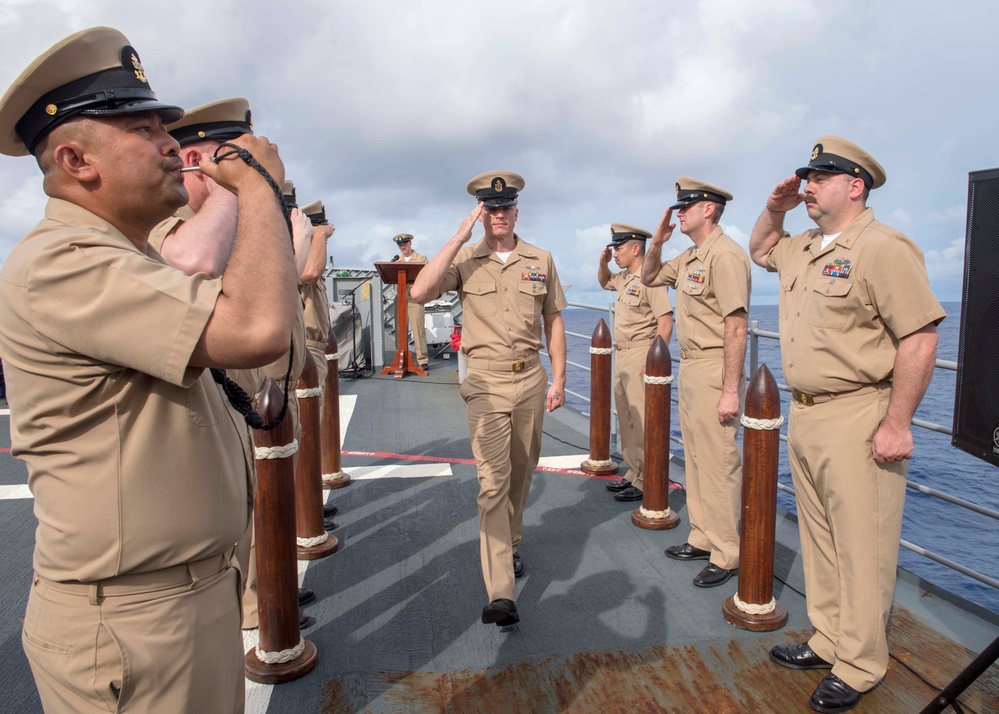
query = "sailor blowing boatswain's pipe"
xmin=0 ymin=26 xmax=298 ymax=712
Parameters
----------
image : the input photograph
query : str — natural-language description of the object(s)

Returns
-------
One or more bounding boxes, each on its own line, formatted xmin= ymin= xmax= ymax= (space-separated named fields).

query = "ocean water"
xmin=556 ymin=302 xmax=999 ymax=616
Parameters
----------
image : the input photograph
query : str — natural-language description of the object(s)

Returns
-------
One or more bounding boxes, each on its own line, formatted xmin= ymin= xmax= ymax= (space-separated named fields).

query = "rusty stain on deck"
xmin=319 ymin=607 xmax=999 ymax=713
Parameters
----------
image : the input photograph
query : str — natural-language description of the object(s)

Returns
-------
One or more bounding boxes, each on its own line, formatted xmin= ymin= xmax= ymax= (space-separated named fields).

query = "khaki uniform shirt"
xmin=403 ymin=251 xmax=428 ymax=300
xmin=603 ymin=270 xmax=673 ymax=345
xmin=301 ymin=278 xmax=332 ymax=352
xmin=440 ymin=236 xmax=567 ymax=360
xmin=765 ymin=207 xmax=946 ymax=395
xmin=0 ymin=199 xmax=252 ymax=582
xmin=264 ymin=294 xmax=306 ymax=385
xmin=655 ymin=226 xmax=751 ymax=352
xmin=147 ymin=203 xmax=196 ymax=254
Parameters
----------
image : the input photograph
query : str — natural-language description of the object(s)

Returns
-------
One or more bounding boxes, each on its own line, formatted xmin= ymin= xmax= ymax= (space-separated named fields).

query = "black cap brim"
xmin=480 ymin=197 xmax=518 ymax=208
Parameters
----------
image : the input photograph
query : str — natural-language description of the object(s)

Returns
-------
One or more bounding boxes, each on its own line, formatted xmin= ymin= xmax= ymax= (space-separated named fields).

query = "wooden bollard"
xmin=321 ymin=331 xmax=351 ymax=490
xmin=245 ymin=380 xmax=318 ymax=684
xmin=632 ymin=336 xmax=679 ymax=530
xmin=580 ymin=319 xmax=619 ymax=475
xmin=295 ymin=351 xmax=340 ymax=560
xmin=723 ymin=364 xmax=788 ymax=631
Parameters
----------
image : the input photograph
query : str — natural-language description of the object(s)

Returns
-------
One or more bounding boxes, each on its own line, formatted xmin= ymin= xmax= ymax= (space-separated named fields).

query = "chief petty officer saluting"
xmin=0 ymin=27 xmax=298 ymax=712
xmin=411 ymin=172 xmax=567 ymax=628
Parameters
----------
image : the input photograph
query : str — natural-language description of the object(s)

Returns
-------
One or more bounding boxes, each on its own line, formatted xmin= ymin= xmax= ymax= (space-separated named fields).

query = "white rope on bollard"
xmin=643 ymin=374 xmax=674 ymax=385
xmin=639 ymin=506 xmax=673 ymax=519
xmin=733 ymin=592 xmax=777 ymax=615
xmin=588 ymin=346 xmax=614 ymax=355
xmin=297 ymin=532 xmax=330 ymax=548
xmin=254 ymin=440 xmax=299 ymax=460
xmin=322 ymin=471 xmax=348 ymax=482
xmin=584 ymin=458 xmax=615 ymax=468
xmin=740 ymin=415 xmax=784 ymax=430
xmin=325 ymin=353 xmax=337 ymax=362
xmin=295 ymin=387 xmax=323 ymax=399
xmin=255 ymin=637 xmax=306 ymax=664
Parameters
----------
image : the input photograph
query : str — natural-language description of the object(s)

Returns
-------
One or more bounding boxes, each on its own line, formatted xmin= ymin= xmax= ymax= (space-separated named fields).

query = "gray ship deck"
xmin=1 ymin=362 xmax=998 ymax=712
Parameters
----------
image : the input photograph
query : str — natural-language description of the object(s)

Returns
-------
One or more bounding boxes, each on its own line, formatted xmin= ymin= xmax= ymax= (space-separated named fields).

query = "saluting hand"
xmin=455 ymin=204 xmax=484 ymax=244
xmin=599 ymin=246 xmax=612 ymax=265
xmin=767 ymin=176 xmax=805 ymax=213
xmin=201 ymin=134 xmax=286 ymax=194
xmin=650 ymin=208 xmax=675 ymax=247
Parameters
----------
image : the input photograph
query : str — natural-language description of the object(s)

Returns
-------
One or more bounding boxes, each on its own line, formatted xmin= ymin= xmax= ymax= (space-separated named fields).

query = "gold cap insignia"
xmin=492 ymin=177 xmax=505 ymax=193
xmin=197 ymin=130 xmax=206 ymax=138
xmin=130 ymin=52 xmax=147 ymax=83
xmin=45 ymin=104 xmax=58 ymax=116
xmin=811 ymin=143 xmax=822 ymax=161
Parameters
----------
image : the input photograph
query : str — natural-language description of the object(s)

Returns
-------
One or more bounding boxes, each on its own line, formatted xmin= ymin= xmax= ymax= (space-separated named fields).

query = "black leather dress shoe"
xmin=323 ymin=517 xmax=338 ymax=530
xmin=809 ymin=674 xmax=862 ymax=713
xmin=769 ymin=642 xmax=833 ymax=670
xmin=481 ymin=599 xmax=519 ymax=627
xmin=513 ymin=553 xmax=525 ymax=579
xmin=298 ymin=588 xmax=316 ymax=607
xmin=664 ymin=543 xmax=711 ymax=561
xmin=693 ymin=563 xmax=737 ymax=588
xmin=614 ymin=486 xmax=644 ymax=502
xmin=605 ymin=478 xmax=631 ymax=492
xmin=299 ymin=614 xmax=316 ymax=630
xmin=323 ymin=504 xmax=339 ymax=517
xmin=420 ymin=363 xmax=429 ymax=371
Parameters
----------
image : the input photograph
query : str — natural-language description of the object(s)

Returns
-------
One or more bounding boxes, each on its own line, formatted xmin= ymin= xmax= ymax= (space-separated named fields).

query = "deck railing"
xmin=542 ymin=304 xmax=999 ymax=596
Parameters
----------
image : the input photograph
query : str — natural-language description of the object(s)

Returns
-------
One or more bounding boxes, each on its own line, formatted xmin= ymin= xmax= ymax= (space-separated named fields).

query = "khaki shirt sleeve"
xmin=764 ymin=231 xmax=794 ymax=272
xmin=656 ymin=256 xmax=681 ymax=288
xmin=439 ymin=257 xmax=462 ymax=294
xmin=148 ymin=215 xmax=183 ymax=254
xmin=30 ymin=239 xmax=219 ymax=387
xmin=542 ymin=255 xmax=568 ymax=315
xmin=603 ymin=271 xmax=622 ymax=292
xmin=712 ymin=249 xmax=751 ymax=318
xmin=646 ymin=283 xmax=673 ymax=317
xmin=868 ymin=237 xmax=946 ymax=337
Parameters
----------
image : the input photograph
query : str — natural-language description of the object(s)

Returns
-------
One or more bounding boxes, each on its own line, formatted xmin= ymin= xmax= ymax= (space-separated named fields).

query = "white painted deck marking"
xmin=343 ymin=463 xmax=453 ymax=480
xmin=537 ymin=454 xmax=591 ymax=470
xmin=0 ymin=408 xmax=9 ymax=416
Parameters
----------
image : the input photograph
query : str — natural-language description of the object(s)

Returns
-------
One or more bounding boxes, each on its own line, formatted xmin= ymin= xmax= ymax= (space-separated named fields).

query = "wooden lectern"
xmin=375 ymin=260 xmax=427 ymax=378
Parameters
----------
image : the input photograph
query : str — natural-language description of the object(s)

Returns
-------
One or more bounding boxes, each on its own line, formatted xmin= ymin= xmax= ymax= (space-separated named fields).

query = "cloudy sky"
xmin=0 ymin=0 xmax=994 ymax=306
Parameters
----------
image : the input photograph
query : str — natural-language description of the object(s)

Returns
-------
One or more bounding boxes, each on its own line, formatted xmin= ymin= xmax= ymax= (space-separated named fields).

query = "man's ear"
xmin=51 ymin=141 xmax=99 ymax=183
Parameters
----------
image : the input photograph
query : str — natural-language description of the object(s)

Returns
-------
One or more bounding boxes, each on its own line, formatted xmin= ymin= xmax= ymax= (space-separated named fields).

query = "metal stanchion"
xmin=581 ymin=319 xmax=619 ymax=475
xmin=295 ymin=352 xmax=339 ymax=560
xmin=322 ymin=332 xmax=351 ymax=489
xmin=723 ymin=363 xmax=788 ymax=630
xmin=245 ymin=380 xmax=318 ymax=684
xmin=632 ymin=336 xmax=679 ymax=530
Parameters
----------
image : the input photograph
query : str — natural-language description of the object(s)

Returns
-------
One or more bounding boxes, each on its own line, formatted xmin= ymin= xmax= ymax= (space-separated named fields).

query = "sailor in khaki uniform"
xmin=749 ymin=137 xmax=945 ymax=713
xmin=598 ymin=223 xmax=673 ymax=502
xmin=642 ymin=177 xmax=750 ymax=589
xmin=0 ymin=27 xmax=298 ymax=713
xmin=394 ymin=233 xmax=430 ymax=370
xmin=301 ymin=200 xmax=335 ymax=386
xmin=411 ymin=171 xmax=567 ymax=628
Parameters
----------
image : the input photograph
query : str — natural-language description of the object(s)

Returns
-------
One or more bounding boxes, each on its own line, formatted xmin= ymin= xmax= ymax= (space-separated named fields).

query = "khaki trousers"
xmin=677 ymin=354 xmax=742 ymax=570
xmin=788 ymin=386 xmax=905 ymax=692
xmin=459 ymin=360 xmax=547 ymax=602
xmin=307 ymin=342 xmax=329 ymax=388
xmin=407 ymin=300 xmax=427 ymax=365
xmin=613 ymin=345 xmax=650 ymax=490
xmin=23 ymin=563 xmax=243 ymax=714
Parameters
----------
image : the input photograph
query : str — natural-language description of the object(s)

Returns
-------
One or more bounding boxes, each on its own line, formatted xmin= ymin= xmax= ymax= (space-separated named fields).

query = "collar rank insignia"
xmin=822 ymin=258 xmax=852 ymax=278
xmin=626 ymin=285 xmax=642 ymax=297
xmin=686 ymin=268 xmax=705 ymax=284
xmin=522 ymin=271 xmax=546 ymax=283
